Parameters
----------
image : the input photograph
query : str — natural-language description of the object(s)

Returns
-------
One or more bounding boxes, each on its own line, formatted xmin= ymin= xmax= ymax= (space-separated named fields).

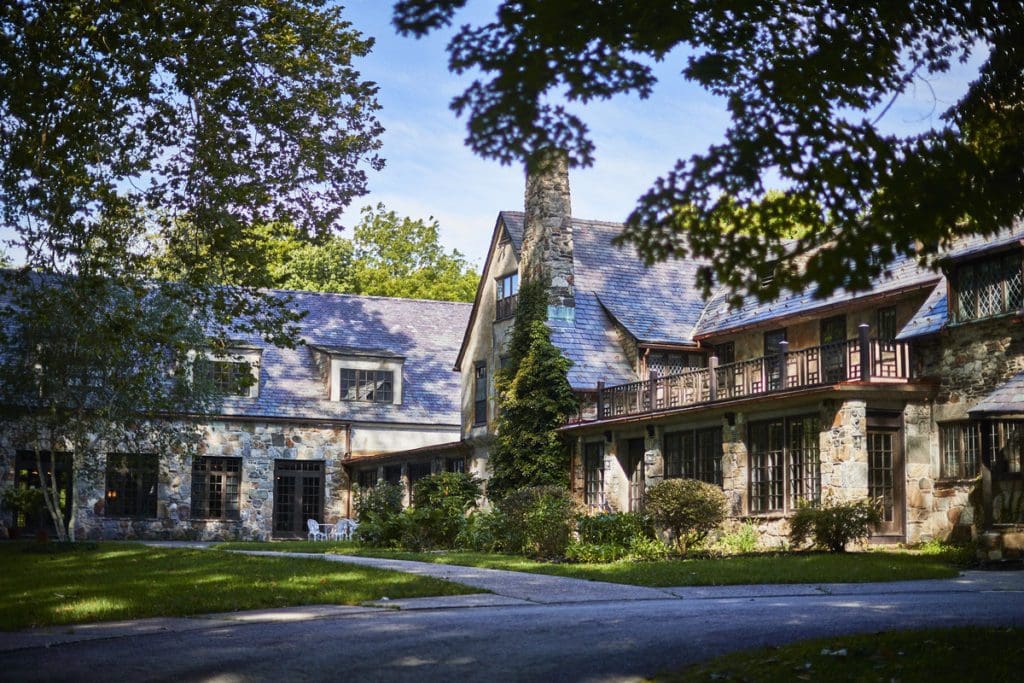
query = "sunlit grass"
xmin=213 ymin=542 xmax=962 ymax=587
xmin=660 ymin=627 xmax=1024 ymax=682
xmin=0 ymin=542 xmax=478 ymax=631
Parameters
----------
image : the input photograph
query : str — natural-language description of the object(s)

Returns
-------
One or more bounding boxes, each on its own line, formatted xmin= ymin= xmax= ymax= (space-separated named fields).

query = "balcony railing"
xmin=495 ymin=294 xmax=518 ymax=321
xmin=596 ymin=328 xmax=912 ymax=421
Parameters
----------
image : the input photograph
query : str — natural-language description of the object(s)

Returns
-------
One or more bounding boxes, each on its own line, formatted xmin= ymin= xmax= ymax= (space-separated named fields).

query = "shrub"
xmin=497 ymin=486 xmax=577 ymax=559
xmin=645 ymin=479 xmax=728 ymax=554
xmin=565 ymin=534 xmax=670 ymax=563
xmin=353 ymin=483 xmax=405 ymax=547
xmin=578 ymin=512 xmax=654 ymax=546
xmin=711 ymin=523 xmax=760 ymax=555
xmin=410 ymin=472 xmax=483 ymax=549
xmin=788 ymin=497 xmax=882 ymax=552
xmin=455 ymin=509 xmax=508 ymax=552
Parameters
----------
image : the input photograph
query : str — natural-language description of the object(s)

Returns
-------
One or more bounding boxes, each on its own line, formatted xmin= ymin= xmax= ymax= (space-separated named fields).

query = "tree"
xmin=0 ymin=273 xmax=222 ymax=542
xmin=350 ymin=204 xmax=479 ymax=301
xmin=1 ymin=1 xmax=384 ymax=339
xmin=147 ymin=205 xmax=479 ymax=301
xmin=393 ymin=2 xmax=1024 ymax=304
xmin=488 ymin=279 xmax=577 ymax=500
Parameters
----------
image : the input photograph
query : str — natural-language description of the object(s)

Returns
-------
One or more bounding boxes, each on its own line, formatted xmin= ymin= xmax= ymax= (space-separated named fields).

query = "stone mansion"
xmin=2 ymin=161 xmax=1022 ymax=554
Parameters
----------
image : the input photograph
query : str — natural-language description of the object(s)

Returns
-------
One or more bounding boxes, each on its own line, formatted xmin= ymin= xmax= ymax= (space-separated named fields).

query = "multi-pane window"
xmin=383 ymin=465 xmax=402 ymax=486
xmin=496 ymin=272 xmax=519 ymax=320
xmin=951 ymin=251 xmax=1024 ymax=323
xmin=201 ymin=360 xmax=253 ymax=397
xmin=646 ymin=352 xmax=706 ymax=377
xmin=877 ymin=307 xmax=898 ymax=342
xmin=14 ymin=451 xmax=71 ymax=531
xmin=939 ymin=423 xmax=982 ymax=479
xmin=446 ymin=457 xmax=466 ymax=473
xmin=105 ymin=453 xmax=158 ymax=518
xmin=407 ymin=462 xmax=433 ymax=501
xmin=986 ymin=420 xmax=1023 ymax=474
xmin=473 ymin=362 xmax=488 ymax=425
xmin=713 ymin=342 xmax=735 ymax=365
xmin=357 ymin=469 xmax=377 ymax=490
xmin=787 ymin=416 xmax=822 ymax=506
xmin=339 ymin=368 xmax=394 ymax=403
xmin=584 ymin=442 xmax=605 ymax=508
xmin=663 ymin=427 xmax=723 ymax=486
xmin=748 ymin=415 xmax=821 ymax=513
xmin=192 ymin=457 xmax=241 ymax=520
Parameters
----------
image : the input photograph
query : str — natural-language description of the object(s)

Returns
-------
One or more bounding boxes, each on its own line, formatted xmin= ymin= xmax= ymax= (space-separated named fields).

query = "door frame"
xmin=866 ymin=412 xmax=905 ymax=540
xmin=624 ymin=438 xmax=646 ymax=513
xmin=272 ymin=459 xmax=325 ymax=538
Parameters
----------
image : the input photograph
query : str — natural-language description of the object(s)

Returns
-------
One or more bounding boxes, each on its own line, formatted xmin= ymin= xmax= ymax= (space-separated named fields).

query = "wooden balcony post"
xmin=778 ymin=340 xmax=789 ymax=389
xmin=708 ymin=356 xmax=719 ymax=401
xmin=858 ymin=323 xmax=871 ymax=381
xmin=648 ymin=371 xmax=657 ymax=411
xmin=596 ymin=381 xmax=605 ymax=420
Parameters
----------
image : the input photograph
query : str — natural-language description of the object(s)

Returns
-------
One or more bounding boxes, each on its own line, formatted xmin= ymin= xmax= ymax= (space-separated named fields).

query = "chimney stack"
xmin=521 ymin=149 xmax=575 ymax=322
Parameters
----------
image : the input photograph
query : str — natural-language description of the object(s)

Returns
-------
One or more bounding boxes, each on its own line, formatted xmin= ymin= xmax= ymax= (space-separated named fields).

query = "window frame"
xmin=339 ymin=367 xmax=395 ymax=403
xmin=105 ymin=453 xmax=159 ymax=518
xmin=747 ymin=415 xmax=821 ymax=514
xmin=473 ymin=361 xmax=488 ymax=426
xmin=583 ymin=441 xmax=605 ymax=508
xmin=191 ymin=456 xmax=242 ymax=521
xmin=949 ymin=249 xmax=1024 ymax=324
xmin=663 ymin=427 xmax=723 ymax=486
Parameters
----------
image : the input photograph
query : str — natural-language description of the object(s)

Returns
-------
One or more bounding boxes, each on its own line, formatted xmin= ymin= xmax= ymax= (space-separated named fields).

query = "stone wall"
xmin=0 ymin=417 xmax=349 ymax=541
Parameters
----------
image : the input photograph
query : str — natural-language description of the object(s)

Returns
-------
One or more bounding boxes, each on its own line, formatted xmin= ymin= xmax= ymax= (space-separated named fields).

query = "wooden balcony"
xmin=495 ymin=294 xmax=518 ymax=321
xmin=595 ymin=329 xmax=913 ymax=421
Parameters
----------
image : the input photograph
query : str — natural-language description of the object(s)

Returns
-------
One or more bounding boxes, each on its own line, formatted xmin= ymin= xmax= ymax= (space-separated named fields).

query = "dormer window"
xmin=950 ymin=250 xmax=1023 ymax=324
xmin=198 ymin=349 xmax=260 ymax=398
xmin=309 ymin=345 xmax=404 ymax=406
xmin=340 ymin=368 xmax=394 ymax=403
xmin=758 ymin=261 xmax=777 ymax=289
xmin=496 ymin=272 xmax=519 ymax=321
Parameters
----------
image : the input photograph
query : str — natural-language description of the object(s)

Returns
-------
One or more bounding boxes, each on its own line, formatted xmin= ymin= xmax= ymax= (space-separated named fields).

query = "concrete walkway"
xmin=3 ymin=542 xmax=1022 ymax=656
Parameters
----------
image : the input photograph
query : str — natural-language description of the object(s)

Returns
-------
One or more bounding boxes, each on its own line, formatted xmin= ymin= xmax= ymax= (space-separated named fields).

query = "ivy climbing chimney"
xmin=521 ymin=149 xmax=575 ymax=322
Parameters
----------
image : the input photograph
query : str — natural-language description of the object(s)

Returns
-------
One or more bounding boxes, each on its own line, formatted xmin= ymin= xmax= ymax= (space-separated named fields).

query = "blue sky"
xmin=1 ymin=4 xmax=984 ymax=270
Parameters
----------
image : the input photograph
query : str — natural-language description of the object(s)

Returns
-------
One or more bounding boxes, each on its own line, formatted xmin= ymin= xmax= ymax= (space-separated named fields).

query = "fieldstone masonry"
xmin=521 ymin=150 xmax=576 ymax=314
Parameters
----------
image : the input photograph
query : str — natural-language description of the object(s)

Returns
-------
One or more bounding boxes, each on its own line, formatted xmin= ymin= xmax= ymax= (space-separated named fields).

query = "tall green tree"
xmin=488 ymin=280 xmax=577 ymax=500
xmin=350 ymin=204 xmax=479 ymax=301
xmin=393 ymin=2 xmax=1024 ymax=304
xmin=148 ymin=205 xmax=479 ymax=301
xmin=1 ymin=1 xmax=383 ymax=339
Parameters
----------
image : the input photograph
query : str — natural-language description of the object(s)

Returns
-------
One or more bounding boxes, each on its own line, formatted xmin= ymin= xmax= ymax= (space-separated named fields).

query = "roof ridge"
xmin=270 ymin=288 xmax=474 ymax=307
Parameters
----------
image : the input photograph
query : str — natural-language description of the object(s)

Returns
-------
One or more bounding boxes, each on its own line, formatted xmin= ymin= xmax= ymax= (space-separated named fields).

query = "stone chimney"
xmin=521 ymin=149 xmax=575 ymax=321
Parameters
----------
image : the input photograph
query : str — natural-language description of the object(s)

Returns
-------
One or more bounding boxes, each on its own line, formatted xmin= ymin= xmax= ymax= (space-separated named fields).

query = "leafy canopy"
xmin=149 ymin=204 xmax=479 ymax=301
xmin=1 ymin=0 xmax=383 ymax=340
xmin=393 ymin=1 xmax=1024 ymax=303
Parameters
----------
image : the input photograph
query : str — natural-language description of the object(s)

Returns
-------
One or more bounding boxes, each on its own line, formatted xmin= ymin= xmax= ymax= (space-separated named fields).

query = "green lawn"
xmin=214 ymin=542 xmax=962 ymax=586
xmin=662 ymin=627 xmax=1024 ymax=682
xmin=0 ymin=542 xmax=478 ymax=631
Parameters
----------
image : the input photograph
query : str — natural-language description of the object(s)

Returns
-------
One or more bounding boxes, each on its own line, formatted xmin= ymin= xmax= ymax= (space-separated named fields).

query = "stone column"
xmin=521 ymin=149 xmax=575 ymax=320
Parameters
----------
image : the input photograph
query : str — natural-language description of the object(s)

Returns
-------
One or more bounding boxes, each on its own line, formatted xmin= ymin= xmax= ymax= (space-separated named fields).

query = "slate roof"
xmin=499 ymin=212 xmax=708 ymax=389
xmin=215 ymin=290 xmax=470 ymax=425
xmin=898 ymin=222 xmax=1024 ymax=339
xmin=970 ymin=369 xmax=1024 ymax=416
xmin=694 ymin=249 xmax=941 ymax=338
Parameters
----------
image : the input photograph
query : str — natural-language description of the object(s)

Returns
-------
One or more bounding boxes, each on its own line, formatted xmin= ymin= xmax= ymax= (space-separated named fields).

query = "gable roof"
xmin=969 ymin=369 xmax=1024 ymax=416
xmin=218 ymin=290 xmax=470 ymax=425
xmin=694 ymin=248 xmax=941 ymax=339
xmin=898 ymin=221 xmax=1024 ymax=340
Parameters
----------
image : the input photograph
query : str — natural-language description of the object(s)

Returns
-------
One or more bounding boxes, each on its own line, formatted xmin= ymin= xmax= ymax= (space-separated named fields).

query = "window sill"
xmin=103 ymin=515 xmax=158 ymax=520
xmin=946 ymin=310 xmax=1022 ymax=328
xmin=191 ymin=517 xmax=242 ymax=522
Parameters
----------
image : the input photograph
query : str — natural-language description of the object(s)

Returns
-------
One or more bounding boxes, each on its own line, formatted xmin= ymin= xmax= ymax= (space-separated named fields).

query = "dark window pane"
xmin=339 ymin=368 xmax=395 ymax=403
xmin=192 ymin=457 xmax=242 ymax=520
xmin=584 ymin=442 xmax=605 ymax=508
xmin=105 ymin=454 xmax=158 ymax=518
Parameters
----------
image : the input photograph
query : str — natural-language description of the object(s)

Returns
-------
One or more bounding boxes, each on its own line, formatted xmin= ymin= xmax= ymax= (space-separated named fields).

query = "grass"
xmin=214 ymin=542 xmax=962 ymax=586
xmin=662 ymin=626 xmax=1024 ymax=681
xmin=0 ymin=541 xmax=478 ymax=631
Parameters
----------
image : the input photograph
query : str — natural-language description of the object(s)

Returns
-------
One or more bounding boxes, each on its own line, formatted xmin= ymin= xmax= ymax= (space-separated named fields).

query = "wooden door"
xmin=867 ymin=430 xmax=904 ymax=537
xmin=273 ymin=460 xmax=324 ymax=537
xmin=820 ymin=315 xmax=848 ymax=383
xmin=763 ymin=329 xmax=787 ymax=391
xmin=627 ymin=438 xmax=646 ymax=512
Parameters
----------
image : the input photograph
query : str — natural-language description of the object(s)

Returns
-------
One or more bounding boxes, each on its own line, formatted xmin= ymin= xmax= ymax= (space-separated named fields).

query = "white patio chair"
xmin=307 ymin=518 xmax=327 ymax=541
xmin=331 ymin=518 xmax=358 ymax=541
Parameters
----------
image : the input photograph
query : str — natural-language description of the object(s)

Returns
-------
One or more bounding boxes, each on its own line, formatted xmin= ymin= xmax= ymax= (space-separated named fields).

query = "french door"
xmin=273 ymin=460 xmax=324 ymax=537
xmin=867 ymin=430 xmax=904 ymax=537
xmin=627 ymin=438 xmax=646 ymax=512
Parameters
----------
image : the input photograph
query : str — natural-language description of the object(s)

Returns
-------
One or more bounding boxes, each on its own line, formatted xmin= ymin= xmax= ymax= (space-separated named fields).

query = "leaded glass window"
xmin=339 ymin=368 xmax=394 ymax=403
xmin=951 ymin=251 xmax=1024 ymax=323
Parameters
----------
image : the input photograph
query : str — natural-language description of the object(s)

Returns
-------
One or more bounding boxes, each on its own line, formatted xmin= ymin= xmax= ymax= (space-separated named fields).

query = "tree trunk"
xmin=34 ymin=447 xmax=68 ymax=542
